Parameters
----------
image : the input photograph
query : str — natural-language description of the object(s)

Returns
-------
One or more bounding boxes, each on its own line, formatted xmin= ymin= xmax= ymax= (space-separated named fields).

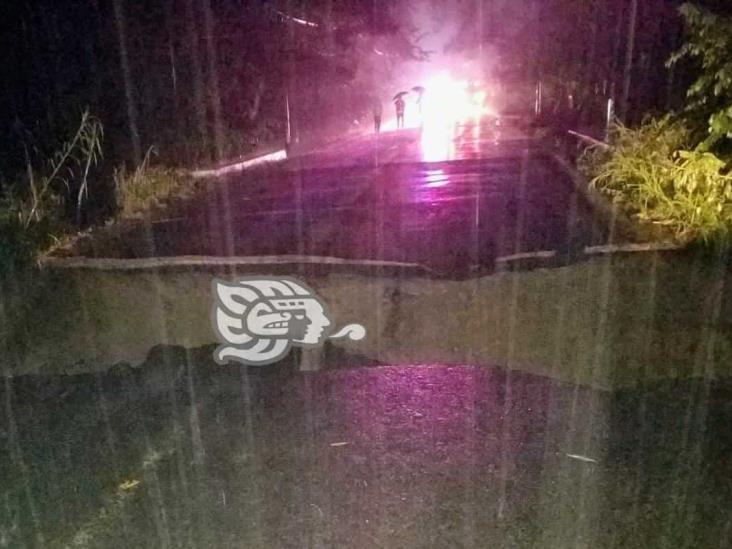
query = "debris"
xmin=330 ymin=441 xmax=349 ymax=447
xmin=565 ymin=453 xmax=599 ymax=464
xmin=118 ymin=479 xmax=140 ymax=491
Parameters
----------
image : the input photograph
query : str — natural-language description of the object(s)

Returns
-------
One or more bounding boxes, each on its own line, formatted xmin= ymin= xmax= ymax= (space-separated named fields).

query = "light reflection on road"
xmin=420 ymin=119 xmax=457 ymax=162
xmin=423 ymin=169 xmax=449 ymax=187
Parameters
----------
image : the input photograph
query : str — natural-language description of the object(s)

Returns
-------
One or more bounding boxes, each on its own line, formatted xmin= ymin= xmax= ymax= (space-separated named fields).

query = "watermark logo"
xmin=212 ymin=277 xmax=366 ymax=365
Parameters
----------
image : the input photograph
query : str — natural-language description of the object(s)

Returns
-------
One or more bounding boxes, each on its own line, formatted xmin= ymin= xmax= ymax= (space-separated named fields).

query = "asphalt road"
xmin=106 ymin=117 xmax=608 ymax=275
xmin=16 ymin=118 xmax=728 ymax=547
xmin=3 ymin=348 xmax=730 ymax=547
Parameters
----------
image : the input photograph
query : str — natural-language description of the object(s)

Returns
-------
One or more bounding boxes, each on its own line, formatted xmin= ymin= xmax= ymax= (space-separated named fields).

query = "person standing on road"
xmin=373 ymin=98 xmax=383 ymax=133
xmin=395 ymin=96 xmax=406 ymax=129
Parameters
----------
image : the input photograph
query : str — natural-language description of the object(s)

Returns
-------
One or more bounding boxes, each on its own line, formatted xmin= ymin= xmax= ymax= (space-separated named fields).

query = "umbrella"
xmin=392 ymin=91 xmax=409 ymax=101
xmin=412 ymin=86 xmax=426 ymax=114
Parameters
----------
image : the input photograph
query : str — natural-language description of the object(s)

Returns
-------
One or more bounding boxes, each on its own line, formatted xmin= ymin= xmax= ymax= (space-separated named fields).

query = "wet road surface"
xmin=95 ymin=118 xmax=608 ymax=275
xmin=12 ymin=119 xmax=729 ymax=547
xmin=1 ymin=349 xmax=730 ymax=547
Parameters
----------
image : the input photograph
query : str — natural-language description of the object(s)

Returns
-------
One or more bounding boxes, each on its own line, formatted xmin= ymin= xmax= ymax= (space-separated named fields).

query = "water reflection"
xmin=423 ymin=169 xmax=449 ymax=188
xmin=420 ymin=120 xmax=456 ymax=162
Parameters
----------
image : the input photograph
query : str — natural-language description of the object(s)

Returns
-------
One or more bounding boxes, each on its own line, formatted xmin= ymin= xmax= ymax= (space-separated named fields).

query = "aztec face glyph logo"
xmin=212 ymin=277 xmax=366 ymax=365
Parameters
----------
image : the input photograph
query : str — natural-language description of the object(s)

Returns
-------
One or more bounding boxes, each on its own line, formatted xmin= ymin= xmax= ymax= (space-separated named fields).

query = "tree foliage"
xmin=669 ymin=2 xmax=732 ymax=154
xmin=0 ymin=0 xmax=424 ymax=174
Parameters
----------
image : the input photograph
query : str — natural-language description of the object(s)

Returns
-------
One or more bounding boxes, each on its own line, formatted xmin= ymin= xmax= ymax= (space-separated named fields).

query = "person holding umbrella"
xmin=412 ymin=85 xmax=425 ymax=119
xmin=393 ymin=91 xmax=408 ymax=129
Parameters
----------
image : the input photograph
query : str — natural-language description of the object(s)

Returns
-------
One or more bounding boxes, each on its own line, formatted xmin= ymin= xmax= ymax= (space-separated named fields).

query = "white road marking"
xmin=42 ymin=254 xmax=438 ymax=273
xmin=190 ymin=150 xmax=287 ymax=178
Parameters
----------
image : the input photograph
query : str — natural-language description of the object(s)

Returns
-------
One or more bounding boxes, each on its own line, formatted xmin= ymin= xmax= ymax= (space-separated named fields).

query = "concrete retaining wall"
xmin=1 ymin=251 xmax=730 ymax=389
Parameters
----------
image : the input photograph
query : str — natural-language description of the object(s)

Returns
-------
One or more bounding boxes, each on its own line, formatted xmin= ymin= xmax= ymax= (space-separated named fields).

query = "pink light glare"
xmin=372 ymin=0 xmax=501 ymax=134
xmin=380 ymin=71 xmax=495 ymax=134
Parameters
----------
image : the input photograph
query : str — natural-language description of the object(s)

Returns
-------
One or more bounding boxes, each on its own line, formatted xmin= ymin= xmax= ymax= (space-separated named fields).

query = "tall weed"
xmin=0 ymin=110 xmax=103 ymax=275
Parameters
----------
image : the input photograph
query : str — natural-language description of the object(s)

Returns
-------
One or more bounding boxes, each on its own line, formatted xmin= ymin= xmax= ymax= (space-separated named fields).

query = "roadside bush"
xmin=582 ymin=3 xmax=732 ymax=247
xmin=583 ymin=117 xmax=732 ymax=244
xmin=113 ymin=148 xmax=197 ymax=219
xmin=582 ymin=116 xmax=690 ymax=198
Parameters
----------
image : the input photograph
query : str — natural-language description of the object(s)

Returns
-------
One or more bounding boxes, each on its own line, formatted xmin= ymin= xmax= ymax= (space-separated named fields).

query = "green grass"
xmin=582 ymin=116 xmax=732 ymax=245
xmin=113 ymin=148 xmax=198 ymax=219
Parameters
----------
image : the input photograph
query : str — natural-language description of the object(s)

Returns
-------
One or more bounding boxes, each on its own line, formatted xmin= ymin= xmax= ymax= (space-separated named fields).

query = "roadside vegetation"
xmin=0 ymin=1 xmax=427 ymax=279
xmin=0 ymin=113 xmax=194 ymax=278
xmin=113 ymin=148 xmax=197 ymax=219
xmin=583 ymin=116 xmax=732 ymax=244
xmin=0 ymin=110 xmax=103 ymax=276
xmin=582 ymin=3 xmax=732 ymax=246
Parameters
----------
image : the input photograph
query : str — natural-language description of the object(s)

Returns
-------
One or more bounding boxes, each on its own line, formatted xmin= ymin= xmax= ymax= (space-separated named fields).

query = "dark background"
xmin=1 ymin=0 xmax=731 ymax=182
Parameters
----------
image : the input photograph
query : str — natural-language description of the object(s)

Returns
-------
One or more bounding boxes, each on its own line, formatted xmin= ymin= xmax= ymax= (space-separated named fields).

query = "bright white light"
xmin=421 ymin=72 xmax=493 ymax=125
xmin=420 ymin=123 xmax=454 ymax=162
xmin=378 ymin=73 xmax=497 ymax=162
xmin=418 ymin=72 xmax=482 ymax=161
xmin=423 ymin=73 xmax=467 ymax=123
